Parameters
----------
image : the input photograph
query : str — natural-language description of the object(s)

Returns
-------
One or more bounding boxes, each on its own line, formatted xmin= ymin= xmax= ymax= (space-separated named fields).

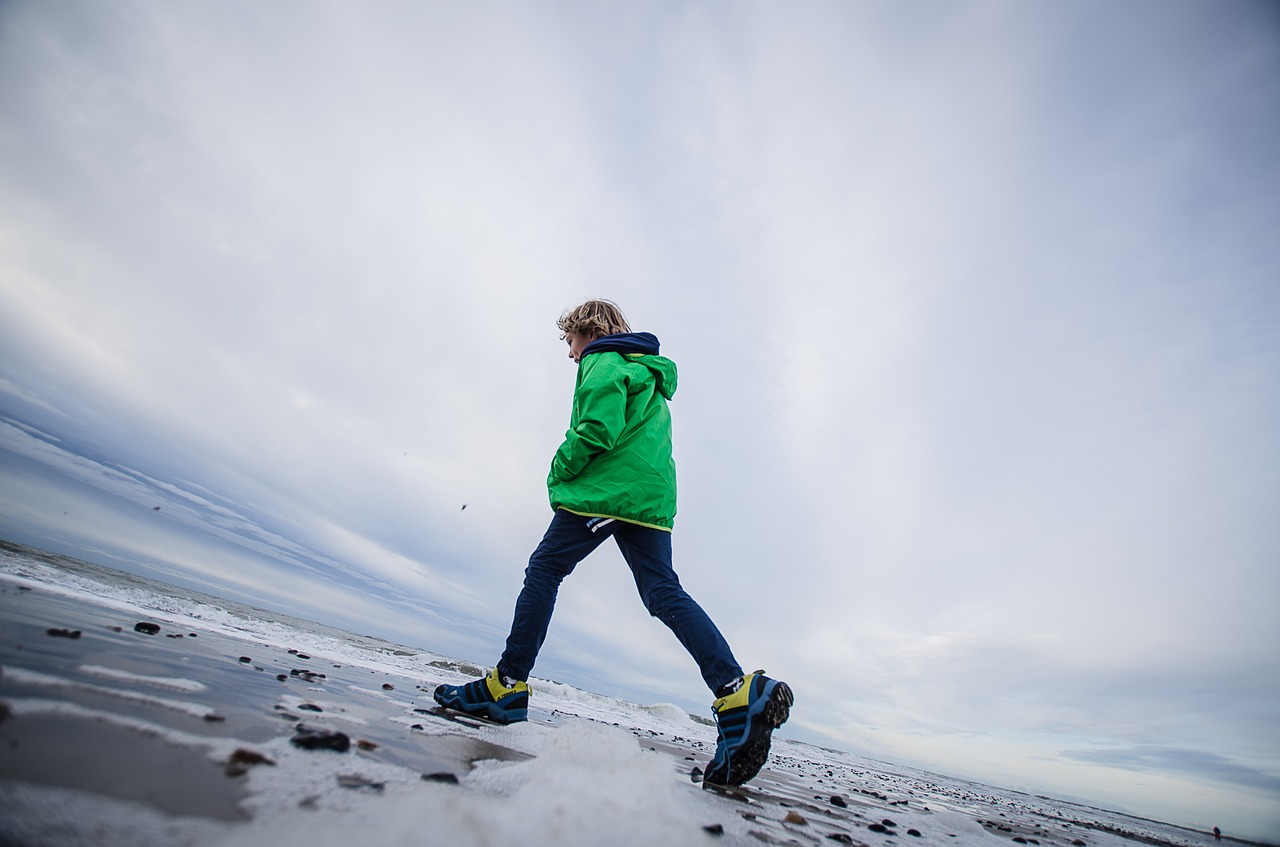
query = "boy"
xmin=434 ymin=299 xmax=792 ymax=786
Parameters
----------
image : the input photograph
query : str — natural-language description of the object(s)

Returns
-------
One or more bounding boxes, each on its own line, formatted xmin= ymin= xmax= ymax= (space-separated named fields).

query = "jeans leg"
xmin=497 ymin=510 xmax=606 ymax=682
xmin=612 ymin=523 xmax=744 ymax=693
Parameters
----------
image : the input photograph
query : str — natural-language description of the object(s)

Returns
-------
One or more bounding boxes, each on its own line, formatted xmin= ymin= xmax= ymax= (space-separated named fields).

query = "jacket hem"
xmin=557 ymin=508 xmax=673 ymax=533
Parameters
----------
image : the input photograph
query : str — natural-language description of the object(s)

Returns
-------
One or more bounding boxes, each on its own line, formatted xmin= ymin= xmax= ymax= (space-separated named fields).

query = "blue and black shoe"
xmin=433 ymin=668 xmax=529 ymax=724
xmin=704 ymin=670 xmax=793 ymax=786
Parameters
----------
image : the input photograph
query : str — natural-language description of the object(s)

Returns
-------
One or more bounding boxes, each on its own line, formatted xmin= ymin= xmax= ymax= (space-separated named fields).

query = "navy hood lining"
xmin=581 ymin=331 xmax=660 ymax=358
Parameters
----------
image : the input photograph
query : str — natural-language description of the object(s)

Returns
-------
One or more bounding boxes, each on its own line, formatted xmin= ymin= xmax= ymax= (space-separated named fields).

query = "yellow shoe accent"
xmin=484 ymin=668 xmax=528 ymax=700
xmin=712 ymin=671 xmax=757 ymax=713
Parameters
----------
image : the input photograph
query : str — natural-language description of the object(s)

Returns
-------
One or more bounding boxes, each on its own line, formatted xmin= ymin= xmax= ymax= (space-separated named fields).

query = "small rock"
xmin=827 ymin=835 xmax=855 ymax=845
xmin=883 ymin=819 xmax=898 ymax=827
xmin=239 ymin=656 xmax=252 ymax=663
xmin=830 ymin=795 xmax=848 ymax=808
xmin=225 ymin=748 xmax=275 ymax=776
xmin=336 ymin=774 xmax=384 ymax=792
xmin=422 ymin=772 xmax=459 ymax=784
xmin=290 ymin=725 xmax=350 ymax=752
xmin=703 ymin=823 xmax=724 ymax=836
xmin=297 ymin=703 xmax=324 ymax=712
xmin=166 ymin=633 xmax=184 ymax=638
xmin=382 ymin=683 xmax=395 ymax=691
xmin=870 ymin=824 xmax=889 ymax=833
xmin=356 ymin=739 xmax=378 ymax=751
xmin=1014 ymin=838 xmax=1028 ymax=844
xmin=134 ymin=622 xmax=161 ymax=635
xmin=203 ymin=714 xmax=226 ymax=722
xmin=785 ymin=811 xmax=808 ymax=825
xmin=908 ymin=830 xmax=922 ymax=837
xmin=46 ymin=628 xmax=81 ymax=639
xmin=276 ymin=674 xmax=288 ymax=681
xmin=1073 ymin=841 xmax=1087 ymax=846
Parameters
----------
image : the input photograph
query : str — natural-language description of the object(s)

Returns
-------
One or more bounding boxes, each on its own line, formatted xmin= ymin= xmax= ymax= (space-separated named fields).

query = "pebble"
xmin=46 ymin=628 xmax=81 ymax=639
xmin=134 ymin=622 xmax=161 ymax=635
xmin=290 ymin=725 xmax=351 ymax=752
xmin=422 ymin=772 xmax=459 ymax=784
xmin=225 ymin=748 xmax=275 ymax=776
xmin=336 ymin=774 xmax=383 ymax=792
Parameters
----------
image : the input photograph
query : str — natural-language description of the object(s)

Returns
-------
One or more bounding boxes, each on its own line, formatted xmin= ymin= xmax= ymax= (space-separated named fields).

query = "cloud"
xmin=1059 ymin=746 xmax=1280 ymax=795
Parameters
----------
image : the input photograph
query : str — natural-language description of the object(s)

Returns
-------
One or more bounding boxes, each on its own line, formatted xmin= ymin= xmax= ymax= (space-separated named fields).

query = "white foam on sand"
xmin=80 ymin=664 xmax=209 ymax=692
xmin=4 ymin=666 xmax=221 ymax=720
xmin=217 ymin=718 xmax=715 ymax=847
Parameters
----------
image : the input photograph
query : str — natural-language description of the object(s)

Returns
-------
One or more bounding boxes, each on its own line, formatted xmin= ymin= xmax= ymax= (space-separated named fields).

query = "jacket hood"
xmin=581 ymin=332 xmax=677 ymax=399
xmin=580 ymin=331 xmax=660 ymax=357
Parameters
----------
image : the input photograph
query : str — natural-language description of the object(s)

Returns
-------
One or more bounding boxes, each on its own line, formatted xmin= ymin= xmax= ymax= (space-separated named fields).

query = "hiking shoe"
xmin=704 ymin=671 xmax=792 ymax=786
xmin=433 ymin=668 xmax=529 ymax=724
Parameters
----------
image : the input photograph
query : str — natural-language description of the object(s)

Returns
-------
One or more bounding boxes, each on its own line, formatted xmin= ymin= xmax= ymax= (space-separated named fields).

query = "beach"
xmin=0 ymin=543 xmax=1246 ymax=847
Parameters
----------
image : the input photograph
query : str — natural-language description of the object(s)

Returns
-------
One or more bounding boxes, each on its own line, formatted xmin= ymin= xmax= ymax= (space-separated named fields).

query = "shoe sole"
xmin=706 ymin=680 xmax=794 ymax=787
xmin=432 ymin=685 xmax=527 ymax=725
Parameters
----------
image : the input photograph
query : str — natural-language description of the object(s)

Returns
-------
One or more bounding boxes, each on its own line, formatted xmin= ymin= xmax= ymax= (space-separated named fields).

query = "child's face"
xmin=564 ymin=331 xmax=596 ymax=363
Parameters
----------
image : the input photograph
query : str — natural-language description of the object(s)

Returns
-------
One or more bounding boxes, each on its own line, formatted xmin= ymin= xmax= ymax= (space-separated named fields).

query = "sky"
xmin=1 ymin=0 xmax=1278 ymax=839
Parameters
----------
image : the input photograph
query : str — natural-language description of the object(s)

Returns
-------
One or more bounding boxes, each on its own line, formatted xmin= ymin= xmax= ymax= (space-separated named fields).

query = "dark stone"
xmin=134 ymin=622 xmax=161 ymax=635
xmin=290 ymin=725 xmax=350 ymax=752
xmin=1014 ymin=839 xmax=1028 ymax=844
xmin=908 ymin=830 xmax=922 ymax=837
xmin=336 ymin=774 xmax=384 ymax=791
xmin=226 ymin=748 xmax=275 ymax=776
xmin=422 ymin=772 xmax=459 ymax=784
xmin=356 ymin=739 xmax=379 ymax=751
xmin=297 ymin=703 xmax=323 ymax=712
xmin=277 ymin=674 xmax=288 ymax=681
xmin=827 ymin=836 xmax=855 ymax=845
xmin=46 ymin=628 xmax=81 ymax=639
xmin=166 ymin=633 xmax=184 ymax=638
xmin=1073 ymin=841 xmax=1087 ymax=846
xmin=830 ymin=795 xmax=848 ymax=808
xmin=382 ymin=683 xmax=395 ymax=690
xmin=785 ymin=811 xmax=808 ymax=825
xmin=870 ymin=824 xmax=888 ymax=833
xmin=703 ymin=823 xmax=724 ymax=836
xmin=203 ymin=714 xmax=226 ymax=722
xmin=238 ymin=656 xmax=252 ymax=663
xmin=883 ymin=819 xmax=897 ymax=827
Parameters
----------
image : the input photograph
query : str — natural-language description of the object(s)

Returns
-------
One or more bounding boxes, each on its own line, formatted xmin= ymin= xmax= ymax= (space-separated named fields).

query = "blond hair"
xmin=557 ymin=299 xmax=631 ymax=339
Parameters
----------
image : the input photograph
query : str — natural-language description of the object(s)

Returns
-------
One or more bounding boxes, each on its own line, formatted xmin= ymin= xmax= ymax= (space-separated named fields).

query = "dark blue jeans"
xmin=497 ymin=509 xmax=743 ymax=693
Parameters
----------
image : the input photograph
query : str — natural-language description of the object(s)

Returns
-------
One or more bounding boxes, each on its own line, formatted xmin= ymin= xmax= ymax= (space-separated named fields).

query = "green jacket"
xmin=547 ymin=332 xmax=678 ymax=531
